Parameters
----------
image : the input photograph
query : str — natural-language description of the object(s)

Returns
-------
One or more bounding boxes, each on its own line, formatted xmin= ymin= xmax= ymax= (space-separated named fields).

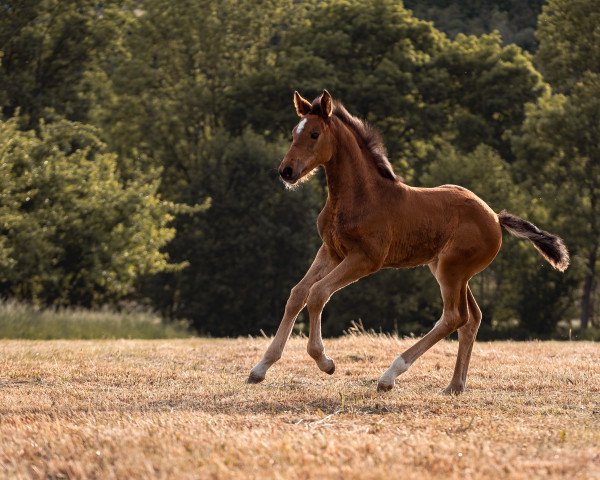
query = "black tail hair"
xmin=498 ymin=211 xmax=569 ymax=272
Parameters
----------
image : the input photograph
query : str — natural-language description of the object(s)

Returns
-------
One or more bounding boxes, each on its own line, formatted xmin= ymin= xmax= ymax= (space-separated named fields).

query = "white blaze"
xmin=296 ymin=118 xmax=308 ymax=134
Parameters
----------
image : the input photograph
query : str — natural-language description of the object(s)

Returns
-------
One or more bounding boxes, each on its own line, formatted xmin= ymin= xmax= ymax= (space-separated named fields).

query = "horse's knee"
xmin=285 ymin=284 xmax=309 ymax=314
xmin=462 ymin=304 xmax=482 ymax=336
xmin=455 ymin=306 xmax=471 ymax=330
xmin=306 ymin=284 xmax=329 ymax=314
xmin=438 ymin=309 xmax=468 ymax=333
xmin=470 ymin=309 xmax=482 ymax=331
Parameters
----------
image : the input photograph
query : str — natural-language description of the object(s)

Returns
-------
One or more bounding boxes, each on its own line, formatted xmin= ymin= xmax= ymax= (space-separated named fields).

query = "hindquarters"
xmin=432 ymin=187 xmax=503 ymax=282
xmin=383 ymin=185 xmax=503 ymax=273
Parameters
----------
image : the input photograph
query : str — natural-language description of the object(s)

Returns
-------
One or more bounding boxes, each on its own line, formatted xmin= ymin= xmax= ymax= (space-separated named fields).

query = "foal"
xmin=248 ymin=90 xmax=569 ymax=394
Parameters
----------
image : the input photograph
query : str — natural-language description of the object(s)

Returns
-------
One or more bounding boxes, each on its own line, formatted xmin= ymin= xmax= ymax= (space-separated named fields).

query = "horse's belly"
xmin=384 ymin=248 xmax=436 ymax=268
xmin=384 ymin=232 xmax=447 ymax=268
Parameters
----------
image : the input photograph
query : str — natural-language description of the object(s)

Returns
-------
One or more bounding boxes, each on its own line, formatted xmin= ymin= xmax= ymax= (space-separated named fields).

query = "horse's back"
xmin=382 ymin=184 xmax=501 ymax=273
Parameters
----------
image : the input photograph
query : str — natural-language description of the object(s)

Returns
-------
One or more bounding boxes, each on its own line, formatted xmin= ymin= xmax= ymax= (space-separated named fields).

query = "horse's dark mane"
xmin=310 ymin=99 xmax=397 ymax=181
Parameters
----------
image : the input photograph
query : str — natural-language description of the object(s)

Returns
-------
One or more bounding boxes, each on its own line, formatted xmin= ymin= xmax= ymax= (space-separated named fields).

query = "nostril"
xmin=281 ymin=166 xmax=294 ymax=180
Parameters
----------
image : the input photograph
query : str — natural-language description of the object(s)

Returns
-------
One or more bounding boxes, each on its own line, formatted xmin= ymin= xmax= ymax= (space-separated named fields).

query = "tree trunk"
xmin=580 ymin=243 xmax=598 ymax=330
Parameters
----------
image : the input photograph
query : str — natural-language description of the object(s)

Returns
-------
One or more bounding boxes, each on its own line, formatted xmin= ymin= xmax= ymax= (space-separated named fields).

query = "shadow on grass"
xmin=0 ymin=399 xmax=402 ymax=417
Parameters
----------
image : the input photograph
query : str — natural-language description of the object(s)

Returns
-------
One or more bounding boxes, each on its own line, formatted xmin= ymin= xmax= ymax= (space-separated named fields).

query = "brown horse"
xmin=248 ymin=90 xmax=569 ymax=394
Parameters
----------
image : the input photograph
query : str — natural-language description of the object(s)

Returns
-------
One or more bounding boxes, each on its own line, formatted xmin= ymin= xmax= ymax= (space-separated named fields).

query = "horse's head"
xmin=279 ymin=90 xmax=335 ymax=186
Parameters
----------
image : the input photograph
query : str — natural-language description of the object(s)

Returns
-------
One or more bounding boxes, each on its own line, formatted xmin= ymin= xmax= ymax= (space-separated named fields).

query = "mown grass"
xmin=0 ymin=302 xmax=192 ymax=339
xmin=0 ymin=335 xmax=598 ymax=479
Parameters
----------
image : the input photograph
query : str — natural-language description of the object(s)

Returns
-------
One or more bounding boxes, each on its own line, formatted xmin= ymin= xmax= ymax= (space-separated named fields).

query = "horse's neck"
xmin=323 ymin=122 xmax=378 ymax=206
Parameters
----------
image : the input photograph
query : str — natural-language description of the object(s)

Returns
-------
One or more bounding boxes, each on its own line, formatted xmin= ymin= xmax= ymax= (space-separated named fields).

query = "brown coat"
xmin=249 ymin=90 xmax=569 ymax=394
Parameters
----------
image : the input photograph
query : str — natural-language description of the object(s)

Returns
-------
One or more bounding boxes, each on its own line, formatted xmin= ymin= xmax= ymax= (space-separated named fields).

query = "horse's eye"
xmin=311 ymin=132 xmax=319 ymax=139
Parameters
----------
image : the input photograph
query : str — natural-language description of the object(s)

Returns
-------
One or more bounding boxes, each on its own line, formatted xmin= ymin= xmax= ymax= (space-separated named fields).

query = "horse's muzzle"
xmin=279 ymin=166 xmax=296 ymax=183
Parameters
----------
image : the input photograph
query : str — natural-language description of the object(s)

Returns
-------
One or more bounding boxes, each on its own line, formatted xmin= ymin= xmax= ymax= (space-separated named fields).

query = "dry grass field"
xmin=0 ymin=335 xmax=598 ymax=479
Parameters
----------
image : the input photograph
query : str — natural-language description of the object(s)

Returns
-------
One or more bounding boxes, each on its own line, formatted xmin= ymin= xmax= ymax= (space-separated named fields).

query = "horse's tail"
xmin=498 ymin=210 xmax=570 ymax=272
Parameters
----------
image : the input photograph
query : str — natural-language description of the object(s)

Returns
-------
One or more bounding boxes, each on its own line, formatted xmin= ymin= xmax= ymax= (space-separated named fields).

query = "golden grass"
xmin=0 ymin=336 xmax=598 ymax=479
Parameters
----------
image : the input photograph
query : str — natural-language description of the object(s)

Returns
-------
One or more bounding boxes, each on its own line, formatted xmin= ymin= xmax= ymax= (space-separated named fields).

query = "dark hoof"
xmin=377 ymin=382 xmax=393 ymax=392
xmin=246 ymin=372 xmax=265 ymax=384
xmin=442 ymin=384 xmax=465 ymax=395
xmin=325 ymin=364 xmax=335 ymax=375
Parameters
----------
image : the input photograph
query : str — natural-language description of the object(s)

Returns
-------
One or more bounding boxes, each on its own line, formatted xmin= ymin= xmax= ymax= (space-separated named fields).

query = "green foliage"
xmin=0 ymin=0 xmax=594 ymax=337
xmin=512 ymin=78 xmax=600 ymax=329
xmin=229 ymin=0 xmax=543 ymax=180
xmin=94 ymin=0 xmax=550 ymax=337
xmin=513 ymin=84 xmax=599 ymax=247
xmin=536 ymin=0 xmax=600 ymax=92
xmin=431 ymin=34 xmax=545 ymax=159
xmin=0 ymin=301 xmax=191 ymax=339
xmin=0 ymin=0 xmax=131 ymax=126
xmin=148 ymin=129 xmax=321 ymax=336
xmin=94 ymin=1 xmax=320 ymax=334
xmin=404 ymin=0 xmax=546 ymax=52
xmin=96 ymin=0 xmax=295 ymax=193
xmin=0 ymin=117 xmax=187 ymax=306
xmin=518 ymin=0 xmax=600 ymax=329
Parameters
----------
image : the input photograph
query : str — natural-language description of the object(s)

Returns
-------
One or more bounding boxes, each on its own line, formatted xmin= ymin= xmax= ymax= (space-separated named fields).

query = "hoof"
xmin=246 ymin=372 xmax=265 ymax=384
xmin=377 ymin=382 xmax=393 ymax=392
xmin=316 ymin=356 xmax=335 ymax=375
xmin=442 ymin=384 xmax=465 ymax=395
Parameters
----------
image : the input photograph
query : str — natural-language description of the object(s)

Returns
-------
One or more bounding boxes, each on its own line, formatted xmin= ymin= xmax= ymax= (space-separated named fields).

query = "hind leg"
xmin=444 ymin=287 xmax=482 ymax=394
xmin=377 ymin=260 xmax=469 ymax=392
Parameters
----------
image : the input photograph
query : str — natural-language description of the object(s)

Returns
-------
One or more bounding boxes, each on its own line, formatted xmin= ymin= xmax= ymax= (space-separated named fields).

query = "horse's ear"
xmin=294 ymin=91 xmax=312 ymax=117
xmin=320 ymin=90 xmax=333 ymax=118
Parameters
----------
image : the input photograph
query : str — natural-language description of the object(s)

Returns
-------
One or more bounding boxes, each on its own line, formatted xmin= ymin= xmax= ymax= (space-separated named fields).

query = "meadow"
xmin=0 ymin=302 xmax=192 ymax=340
xmin=0 ymin=335 xmax=598 ymax=479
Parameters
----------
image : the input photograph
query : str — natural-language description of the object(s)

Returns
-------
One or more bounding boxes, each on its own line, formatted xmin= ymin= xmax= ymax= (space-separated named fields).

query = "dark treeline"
xmin=0 ymin=0 xmax=597 ymax=338
xmin=404 ymin=0 xmax=546 ymax=51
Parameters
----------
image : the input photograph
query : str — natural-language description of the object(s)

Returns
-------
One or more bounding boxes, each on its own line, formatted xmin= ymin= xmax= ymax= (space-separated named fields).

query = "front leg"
xmin=247 ymin=245 xmax=338 ymax=383
xmin=305 ymin=252 xmax=377 ymax=375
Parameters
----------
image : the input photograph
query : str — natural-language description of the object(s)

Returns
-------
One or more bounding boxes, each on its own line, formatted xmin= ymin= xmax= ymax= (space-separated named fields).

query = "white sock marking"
xmin=378 ymin=356 xmax=411 ymax=387
xmin=391 ymin=356 xmax=410 ymax=375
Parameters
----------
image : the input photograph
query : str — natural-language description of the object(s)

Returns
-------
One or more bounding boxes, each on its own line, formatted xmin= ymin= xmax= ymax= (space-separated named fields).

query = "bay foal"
xmin=248 ymin=90 xmax=569 ymax=393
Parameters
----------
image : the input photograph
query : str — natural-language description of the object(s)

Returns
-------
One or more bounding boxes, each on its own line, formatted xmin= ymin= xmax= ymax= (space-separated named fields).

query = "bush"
xmin=0 ymin=117 xmax=190 ymax=306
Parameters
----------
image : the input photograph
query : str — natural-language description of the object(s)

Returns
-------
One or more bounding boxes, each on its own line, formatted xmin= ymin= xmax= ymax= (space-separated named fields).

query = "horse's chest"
xmin=317 ymin=209 xmax=356 ymax=258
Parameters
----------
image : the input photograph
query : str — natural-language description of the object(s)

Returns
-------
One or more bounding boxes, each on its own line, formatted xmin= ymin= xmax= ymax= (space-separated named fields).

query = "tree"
xmin=403 ymin=0 xmax=546 ymax=52
xmin=89 ymin=0 xmax=565 ymax=337
xmin=512 ymin=78 xmax=600 ymax=329
xmin=230 ymin=0 xmax=544 ymax=179
xmin=518 ymin=0 xmax=600 ymax=330
xmin=95 ymin=0 xmax=323 ymax=334
xmin=430 ymin=33 xmax=545 ymax=160
xmin=225 ymin=0 xmax=548 ymax=335
xmin=0 ymin=0 xmax=131 ymax=126
xmin=8 ymin=0 xmax=572 ymax=337
xmin=148 ymin=129 xmax=320 ymax=335
xmin=536 ymin=0 xmax=600 ymax=93
xmin=0 ymin=117 xmax=186 ymax=306
xmin=96 ymin=0 xmax=298 ymax=194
